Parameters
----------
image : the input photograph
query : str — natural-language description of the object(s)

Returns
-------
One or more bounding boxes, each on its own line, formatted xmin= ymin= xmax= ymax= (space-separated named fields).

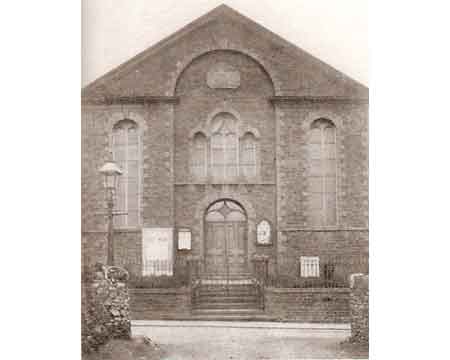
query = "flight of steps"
xmin=191 ymin=275 xmax=270 ymax=321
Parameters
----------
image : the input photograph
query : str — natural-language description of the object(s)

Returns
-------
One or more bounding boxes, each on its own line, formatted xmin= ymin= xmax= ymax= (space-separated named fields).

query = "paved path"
xmin=132 ymin=321 xmax=367 ymax=359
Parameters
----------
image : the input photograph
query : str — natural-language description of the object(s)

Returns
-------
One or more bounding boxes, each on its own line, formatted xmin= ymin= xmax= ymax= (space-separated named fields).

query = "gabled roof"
xmin=83 ymin=4 xmax=367 ymax=100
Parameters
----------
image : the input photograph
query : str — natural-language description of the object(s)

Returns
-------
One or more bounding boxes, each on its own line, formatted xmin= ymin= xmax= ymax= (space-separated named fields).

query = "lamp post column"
xmin=106 ymin=188 xmax=115 ymax=266
xmin=99 ymin=156 xmax=123 ymax=267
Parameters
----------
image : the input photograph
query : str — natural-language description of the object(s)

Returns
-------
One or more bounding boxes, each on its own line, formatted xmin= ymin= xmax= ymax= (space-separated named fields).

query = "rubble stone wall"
xmin=349 ymin=274 xmax=369 ymax=343
xmin=81 ymin=266 xmax=131 ymax=354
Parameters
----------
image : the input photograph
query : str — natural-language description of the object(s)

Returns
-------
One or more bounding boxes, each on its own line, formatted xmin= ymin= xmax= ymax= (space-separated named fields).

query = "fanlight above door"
xmin=205 ymin=200 xmax=246 ymax=222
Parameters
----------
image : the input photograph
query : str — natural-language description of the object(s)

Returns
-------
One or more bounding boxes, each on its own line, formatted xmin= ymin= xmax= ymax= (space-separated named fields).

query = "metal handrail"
xmin=251 ymin=277 xmax=265 ymax=310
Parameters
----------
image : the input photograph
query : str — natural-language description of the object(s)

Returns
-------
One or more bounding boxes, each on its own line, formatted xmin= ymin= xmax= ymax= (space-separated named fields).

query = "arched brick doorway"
xmin=204 ymin=199 xmax=248 ymax=275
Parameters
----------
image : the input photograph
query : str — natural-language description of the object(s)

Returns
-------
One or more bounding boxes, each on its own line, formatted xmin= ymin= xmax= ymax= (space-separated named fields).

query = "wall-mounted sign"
xmin=256 ymin=220 xmax=272 ymax=245
xmin=207 ymin=62 xmax=241 ymax=89
xmin=142 ymin=228 xmax=173 ymax=276
xmin=178 ymin=229 xmax=192 ymax=250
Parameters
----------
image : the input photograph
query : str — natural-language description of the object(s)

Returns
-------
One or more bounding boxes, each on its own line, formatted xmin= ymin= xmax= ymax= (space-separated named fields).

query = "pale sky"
xmin=82 ymin=0 xmax=368 ymax=87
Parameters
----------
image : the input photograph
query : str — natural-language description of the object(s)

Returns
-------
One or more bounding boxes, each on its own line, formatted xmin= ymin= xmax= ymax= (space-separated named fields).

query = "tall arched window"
xmin=241 ymin=132 xmax=257 ymax=177
xmin=308 ymin=119 xmax=337 ymax=226
xmin=210 ymin=113 xmax=238 ymax=180
xmin=112 ymin=119 xmax=140 ymax=227
xmin=192 ymin=132 xmax=207 ymax=178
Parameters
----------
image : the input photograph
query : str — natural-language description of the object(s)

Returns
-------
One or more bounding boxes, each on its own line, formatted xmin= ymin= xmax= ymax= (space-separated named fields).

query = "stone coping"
xmin=266 ymin=287 xmax=350 ymax=294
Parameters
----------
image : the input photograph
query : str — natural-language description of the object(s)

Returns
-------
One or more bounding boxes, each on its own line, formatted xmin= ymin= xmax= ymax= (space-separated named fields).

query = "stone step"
xmin=198 ymin=284 xmax=257 ymax=291
xmin=200 ymin=273 xmax=252 ymax=278
xmin=193 ymin=301 xmax=260 ymax=309
xmin=191 ymin=308 xmax=265 ymax=316
xmin=198 ymin=293 xmax=256 ymax=299
xmin=197 ymin=295 xmax=258 ymax=303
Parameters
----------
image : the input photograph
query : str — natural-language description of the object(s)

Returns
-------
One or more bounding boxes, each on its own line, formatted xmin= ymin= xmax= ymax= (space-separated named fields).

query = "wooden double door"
xmin=204 ymin=200 xmax=248 ymax=275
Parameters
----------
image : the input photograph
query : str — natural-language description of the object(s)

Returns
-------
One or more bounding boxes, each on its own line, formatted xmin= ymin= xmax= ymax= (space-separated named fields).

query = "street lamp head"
xmin=99 ymin=160 xmax=123 ymax=190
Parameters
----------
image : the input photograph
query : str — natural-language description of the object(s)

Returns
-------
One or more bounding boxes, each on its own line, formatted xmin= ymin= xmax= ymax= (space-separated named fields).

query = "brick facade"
xmin=82 ymin=5 xmax=368 ymax=282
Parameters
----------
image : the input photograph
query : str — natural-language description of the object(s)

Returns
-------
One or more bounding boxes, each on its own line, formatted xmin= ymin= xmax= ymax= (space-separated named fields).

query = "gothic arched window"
xmin=308 ymin=119 xmax=337 ymax=226
xmin=112 ymin=119 xmax=141 ymax=227
xmin=192 ymin=132 xmax=207 ymax=178
xmin=190 ymin=112 xmax=259 ymax=182
xmin=241 ymin=132 xmax=257 ymax=178
xmin=210 ymin=113 xmax=238 ymax=180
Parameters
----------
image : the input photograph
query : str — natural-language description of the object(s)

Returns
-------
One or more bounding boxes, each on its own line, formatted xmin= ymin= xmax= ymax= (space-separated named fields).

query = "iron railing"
xmin=267 ymin=255 xmax=369 ymax=288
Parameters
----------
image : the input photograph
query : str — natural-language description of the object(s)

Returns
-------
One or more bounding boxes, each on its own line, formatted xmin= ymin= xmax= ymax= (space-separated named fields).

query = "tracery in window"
xmin=308 ymin=119 xmax=337 ymax=226
xmin=190 ymin=112 xmax=259 ymax=182
xmin=210 ymin=113 xmax=238 ymax=180
xmin=112 ymin=119 xmax=141 ymax=227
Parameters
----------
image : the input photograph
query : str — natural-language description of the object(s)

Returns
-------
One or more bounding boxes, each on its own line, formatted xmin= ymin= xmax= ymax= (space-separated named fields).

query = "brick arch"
xmin=189 ymin=107 xmax=261 ymax=139
xmin=170 ymin=48 xmax=279 ymax=96
xmin=106 ymin=110 xmax=146 ymax=134
xmin=106 ymin=110 xmax=147 ymax=155
xmin=303 ymin=111 xmax=343 ymax=131
xmin=193 ymin=191 xmax=257 ymax=264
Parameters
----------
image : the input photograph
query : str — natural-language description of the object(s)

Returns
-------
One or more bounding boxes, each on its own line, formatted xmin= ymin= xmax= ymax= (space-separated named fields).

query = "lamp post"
xmin=99 ymin=158 xmax=123 ymax=266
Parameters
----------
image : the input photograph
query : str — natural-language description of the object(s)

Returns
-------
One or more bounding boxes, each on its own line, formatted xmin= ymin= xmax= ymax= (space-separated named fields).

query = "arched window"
xmin=308 ymin=119 xmax=337 ymax=226
xmin=210 ymin=113 xmax=238 ymax=180
xmin=241 ymin=132 xmax=257 ymax=178
xmin=191 ymin=132 xmax=207 ymax=178
xmin=112 ymin=119 xmax=140 ymax=227
xmin=190 ymin=112 xmax=259 ymax=182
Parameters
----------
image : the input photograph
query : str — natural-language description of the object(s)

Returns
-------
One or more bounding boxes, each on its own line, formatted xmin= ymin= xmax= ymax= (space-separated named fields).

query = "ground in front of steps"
xmin=132 ymin=320 xmax=368 ymax=359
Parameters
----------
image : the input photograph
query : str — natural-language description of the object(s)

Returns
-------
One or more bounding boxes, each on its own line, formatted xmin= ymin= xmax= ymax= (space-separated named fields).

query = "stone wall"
xmin=265 ymin=288 xmax=350 ymax=323
xmin=81 ymin=265 xmax=131 ymax=354
xmin=349 ymin=274 xmax=369 ymax=343
xmin=129 ymin=288 xmax=191 ymax=320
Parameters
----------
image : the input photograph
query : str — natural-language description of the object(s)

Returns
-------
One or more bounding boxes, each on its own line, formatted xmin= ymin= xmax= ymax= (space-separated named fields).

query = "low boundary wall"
xmin=264 ymin=288 xmax=351 ymax=323
xmin=349 ymin=274 xmax=369 ymax=342
xmin=130 ymin=287 xmax=350 ymax=322
xmin=129 ymin=288 xmax=191 ymax=320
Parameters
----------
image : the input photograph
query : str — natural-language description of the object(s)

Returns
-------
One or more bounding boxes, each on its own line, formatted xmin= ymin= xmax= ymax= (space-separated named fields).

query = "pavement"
xmin=132 ymin=320 xmax=368 ymax=360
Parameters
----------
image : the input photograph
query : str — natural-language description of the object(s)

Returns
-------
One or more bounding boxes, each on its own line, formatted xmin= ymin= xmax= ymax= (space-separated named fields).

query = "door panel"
xmin=204 ymin=200 xmax=248 ymax=276
xmin=227 ymin=222 xmax=247 ymax=275
xmin=205 ymin=221 xmax=247 ymax=275
xmin=205 ymin=223 xmax=227 ymax=274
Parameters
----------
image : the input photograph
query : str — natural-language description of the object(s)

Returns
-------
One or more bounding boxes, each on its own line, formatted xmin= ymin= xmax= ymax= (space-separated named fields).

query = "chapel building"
xmin=82 ymin=5 xmax=368 ymax=289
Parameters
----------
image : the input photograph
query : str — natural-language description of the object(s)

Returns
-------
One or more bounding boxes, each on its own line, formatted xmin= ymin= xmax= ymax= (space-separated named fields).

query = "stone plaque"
xmin=142 ymin=228 xmax=173 ymax=276
xmin=256 ymin=220 xmax=271 ymax=245
xmin=207 ymin=62 xmax=240 ymax=89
